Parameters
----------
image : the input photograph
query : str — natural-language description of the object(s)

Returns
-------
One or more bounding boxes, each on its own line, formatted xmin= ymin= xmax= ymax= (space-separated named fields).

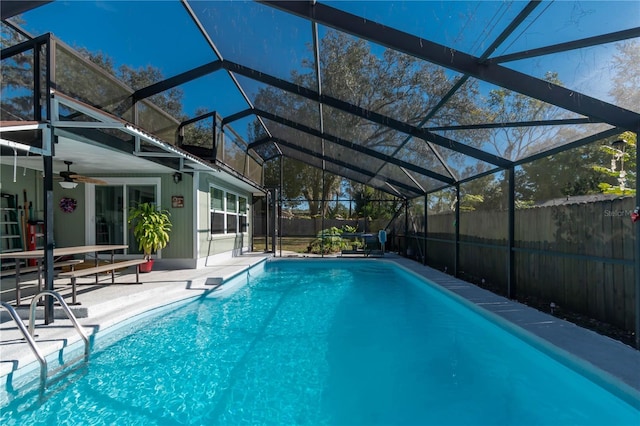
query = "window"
xmin=226 ymin=193 xmax=237 ymax=212
xmin=210 ymin=187 xmax=225 ymax=234
xmin=211 ymin=188 xmax=224 ymax=210
xmin=239 ymin=196 xmax=248 ymax=232
xmin=209 ymin=186 xmax=249 ymax=235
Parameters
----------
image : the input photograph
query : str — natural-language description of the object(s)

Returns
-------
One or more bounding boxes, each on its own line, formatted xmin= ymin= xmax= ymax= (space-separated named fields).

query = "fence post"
xmin=279 ymin=156 xmax=283 ymax=257
xmin=404 ymin=200 xmax=409 ymax=256
xmin=635 ymin=130 xmax=640 ymax=350
xmin=321 ymin=168 xmax=325 ymax=257
xmin=454 ymin=184 xmax=460 ymax=277
xmin=424 ymin=193 xmax=428 ymax=265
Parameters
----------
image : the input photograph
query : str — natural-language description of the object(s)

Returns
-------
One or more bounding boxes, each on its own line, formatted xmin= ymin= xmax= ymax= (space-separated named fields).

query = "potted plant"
xmin=128 ymin=202 xmax=172 ymax=272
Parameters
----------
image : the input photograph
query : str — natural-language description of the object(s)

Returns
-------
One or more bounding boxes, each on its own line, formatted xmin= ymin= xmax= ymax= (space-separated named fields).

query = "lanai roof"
xmin=3 ymin=0 xmax=639 ymax=199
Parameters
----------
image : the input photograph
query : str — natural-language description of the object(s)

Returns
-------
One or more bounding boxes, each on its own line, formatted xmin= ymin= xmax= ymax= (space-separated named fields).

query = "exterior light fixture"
xmin=173 ymin=172 xmax=182 ymax=184
xmin=59 ymin=181 xmax=78 ymax=189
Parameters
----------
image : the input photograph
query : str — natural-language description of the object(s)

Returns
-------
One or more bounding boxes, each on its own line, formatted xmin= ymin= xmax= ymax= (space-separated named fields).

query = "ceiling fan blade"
xmin=69 ymin=174 xmax=108 ymax=185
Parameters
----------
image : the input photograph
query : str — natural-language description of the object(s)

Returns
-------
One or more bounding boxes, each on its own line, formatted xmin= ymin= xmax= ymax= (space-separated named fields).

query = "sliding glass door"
xmin=86 ymin=178 xmax=161 ymax=255
xmin=95 ymin=185 xmax=125 ymax=246
xmin=126 ymin=185 xmax=156 ymax=255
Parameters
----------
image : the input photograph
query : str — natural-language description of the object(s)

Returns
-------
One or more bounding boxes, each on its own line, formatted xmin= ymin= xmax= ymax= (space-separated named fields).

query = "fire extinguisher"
xmin=27 ymin=221 xmax=42 ymax=266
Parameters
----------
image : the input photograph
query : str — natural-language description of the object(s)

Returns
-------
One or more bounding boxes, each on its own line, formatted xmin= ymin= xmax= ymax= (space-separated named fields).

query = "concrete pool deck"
xmin=1 ymin=251 xmax=639 ymax=398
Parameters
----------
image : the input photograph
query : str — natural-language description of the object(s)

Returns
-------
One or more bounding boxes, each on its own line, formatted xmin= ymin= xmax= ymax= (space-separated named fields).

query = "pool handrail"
xmin=0 ymin=301 xmax=47 ymax=385
xmin=28 ymin=290 xmax=91 ymax=359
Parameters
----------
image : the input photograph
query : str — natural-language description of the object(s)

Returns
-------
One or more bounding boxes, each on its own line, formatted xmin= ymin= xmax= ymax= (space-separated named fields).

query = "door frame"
xmin=84 ymin=177 xmax=162 ymax=254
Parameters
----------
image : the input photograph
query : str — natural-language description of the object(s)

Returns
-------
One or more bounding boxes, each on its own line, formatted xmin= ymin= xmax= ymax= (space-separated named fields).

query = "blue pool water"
xmin=2 ymin=259 xmax=639 ymax=425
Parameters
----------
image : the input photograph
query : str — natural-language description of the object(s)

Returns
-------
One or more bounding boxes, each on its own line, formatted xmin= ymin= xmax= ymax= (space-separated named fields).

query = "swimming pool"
xmin=2 ymin=259 xmax=639 ymax=425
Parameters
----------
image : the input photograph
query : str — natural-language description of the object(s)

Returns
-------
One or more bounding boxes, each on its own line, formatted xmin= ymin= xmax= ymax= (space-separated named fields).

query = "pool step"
xmin=8 ymin=305 xmax=89 ymax=320
xmin=85 ymin=282 xmax=210 ymax=323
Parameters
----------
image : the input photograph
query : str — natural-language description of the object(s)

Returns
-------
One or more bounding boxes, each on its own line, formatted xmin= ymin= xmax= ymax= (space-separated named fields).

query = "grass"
xmin=252 ymin=237 xmax=316 ymax=253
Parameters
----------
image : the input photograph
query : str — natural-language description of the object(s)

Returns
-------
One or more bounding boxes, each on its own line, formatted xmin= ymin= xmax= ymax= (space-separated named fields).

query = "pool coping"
xmin=2 ymin=253 xmax=639 ymax=402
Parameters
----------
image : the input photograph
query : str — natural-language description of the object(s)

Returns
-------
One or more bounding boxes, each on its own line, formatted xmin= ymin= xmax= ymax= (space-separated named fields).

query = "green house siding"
xmin=54 ymin=189 xmax=86 ymax=247
xmin=161 ymin=173 xmax=193 ymax=260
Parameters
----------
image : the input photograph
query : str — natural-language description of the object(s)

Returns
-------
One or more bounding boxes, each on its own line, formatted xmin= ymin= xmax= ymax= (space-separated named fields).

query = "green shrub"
xmin=307 ymin=225 xmax=365 ymax=254
xmin=308 ymin=226 xmax=349 ymax=254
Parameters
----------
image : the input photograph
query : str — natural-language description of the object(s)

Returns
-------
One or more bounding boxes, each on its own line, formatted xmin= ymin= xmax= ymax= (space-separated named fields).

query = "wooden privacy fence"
xmin=278 ymin=218 xmax=389 ymax=236
xmin=396 ymin=197 xmax=636 ymax=331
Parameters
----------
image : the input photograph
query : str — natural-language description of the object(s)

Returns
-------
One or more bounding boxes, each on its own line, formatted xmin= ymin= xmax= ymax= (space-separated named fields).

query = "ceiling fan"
xmin=58 ymin=161 xmax=108 ymax=187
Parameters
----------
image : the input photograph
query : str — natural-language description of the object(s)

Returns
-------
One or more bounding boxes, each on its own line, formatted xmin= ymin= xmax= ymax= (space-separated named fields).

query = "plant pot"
xmin=139 ymin=259 xmax=154 ymax=273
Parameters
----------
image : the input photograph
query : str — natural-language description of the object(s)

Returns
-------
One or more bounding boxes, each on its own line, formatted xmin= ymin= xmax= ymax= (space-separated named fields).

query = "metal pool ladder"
xmin=1 ymin=290 xmax=90 ymax=388
xmin=0 ymin=301 xmax=47 ymax=385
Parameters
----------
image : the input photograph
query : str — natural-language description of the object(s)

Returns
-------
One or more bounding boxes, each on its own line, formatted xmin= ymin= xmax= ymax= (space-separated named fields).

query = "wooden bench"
xmin=0 ymin=259 xmax=84 ymax=277
xmin=57 ymin=259 xmax=148 ymax=304
xmin=1 ymin=264 xmax=40 ymax=277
